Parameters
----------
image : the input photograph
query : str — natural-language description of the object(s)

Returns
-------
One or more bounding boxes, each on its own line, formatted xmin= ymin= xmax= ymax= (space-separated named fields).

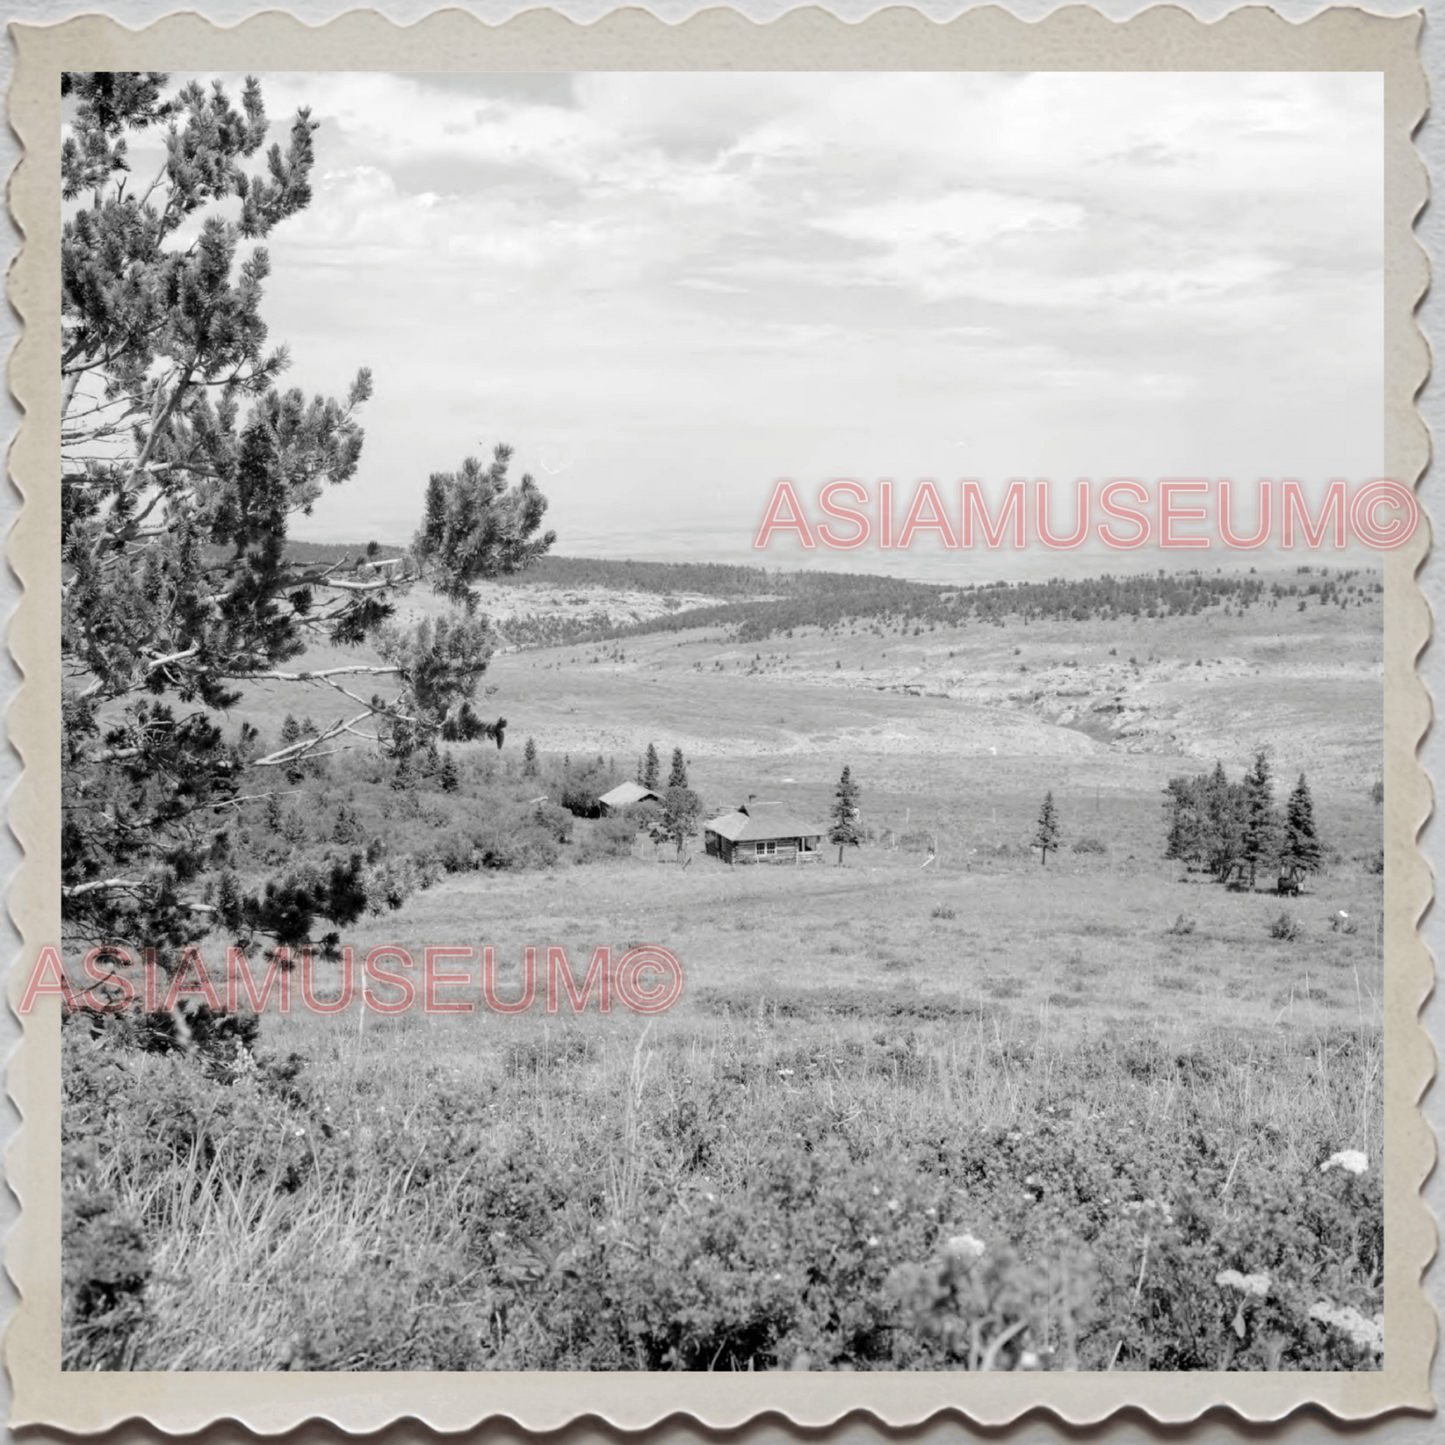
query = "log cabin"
xmin=704 ymin=801 xmax=826 ymax=864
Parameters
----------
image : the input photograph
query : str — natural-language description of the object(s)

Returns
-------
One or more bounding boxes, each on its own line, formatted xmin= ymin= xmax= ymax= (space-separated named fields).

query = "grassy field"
xmin=61 ymin=569 xmax=1387 ymax=1372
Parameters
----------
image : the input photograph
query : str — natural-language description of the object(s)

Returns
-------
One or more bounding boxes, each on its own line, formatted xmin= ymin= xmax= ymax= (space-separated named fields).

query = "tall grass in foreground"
xmin=63 ymin=992 xmax=1383 ymax=1372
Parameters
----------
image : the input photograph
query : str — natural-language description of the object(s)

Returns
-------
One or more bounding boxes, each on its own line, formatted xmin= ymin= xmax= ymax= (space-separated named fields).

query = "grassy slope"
xmin=74 ymin=567 xmax=1386 ymax=1370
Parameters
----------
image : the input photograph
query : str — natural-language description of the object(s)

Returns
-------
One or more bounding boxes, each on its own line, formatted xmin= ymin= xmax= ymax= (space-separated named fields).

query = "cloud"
xmin=168 ymin=69 xmax=1383 ymax=565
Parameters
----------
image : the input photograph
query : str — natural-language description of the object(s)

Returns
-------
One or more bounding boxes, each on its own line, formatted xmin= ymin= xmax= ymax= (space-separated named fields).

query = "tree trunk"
xmin=837 ymin=844 xmax=844 ymax=866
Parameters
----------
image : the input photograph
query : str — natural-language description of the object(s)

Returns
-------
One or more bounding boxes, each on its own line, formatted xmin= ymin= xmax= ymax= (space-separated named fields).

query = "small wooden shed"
xmin=598 ymin=781 xmax=662 ymax=815
xmin=704 ymin=801 xmax=825 ymax=864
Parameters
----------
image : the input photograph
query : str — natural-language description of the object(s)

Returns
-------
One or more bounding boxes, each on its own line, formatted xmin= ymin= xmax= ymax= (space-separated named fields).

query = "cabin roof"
xmin=705 ymin=800 xmax=826 ymax=842
xmin=598 ymin=781 xmax=661 ymax=808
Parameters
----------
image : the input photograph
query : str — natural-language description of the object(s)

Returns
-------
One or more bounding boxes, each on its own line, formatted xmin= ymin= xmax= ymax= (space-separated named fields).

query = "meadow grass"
xmin=64 ymin=843 xmax=1384 ymax=1371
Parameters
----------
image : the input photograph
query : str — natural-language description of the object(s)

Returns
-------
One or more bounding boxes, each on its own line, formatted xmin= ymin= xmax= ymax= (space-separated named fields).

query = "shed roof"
xmin=599 ymin=781 xmax=661 ymax=808
xmin=705 ymin=800 xmax=826 ymax=842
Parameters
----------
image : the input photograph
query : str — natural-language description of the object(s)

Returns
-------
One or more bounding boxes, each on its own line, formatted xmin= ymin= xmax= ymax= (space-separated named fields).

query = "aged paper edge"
xmin=4 ymin=3 xmax=1434 ymax=1433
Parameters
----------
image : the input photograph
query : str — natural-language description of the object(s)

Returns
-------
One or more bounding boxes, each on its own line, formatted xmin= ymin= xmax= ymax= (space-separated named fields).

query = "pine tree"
xmin=439 ymin=751 xmax=461 ymax=794
xmin=1278 ymin=772 xmax=1323 ymax=886
xmin=643 ymin=743 xmax=660 ymax=791
xmin=657 ymin=785 xmax=702 ymax=860
xmin=522 ymin=736 xmax=539 ymax=778
xmin=1034 ymin=791 xmax=1060 ymax=866
xmin=412 ymin=449 xmax=555 ymax=611
xmin=1241 ymin=749 xmax=1278 ymax=889
xmin=668 ymin=747 xmax=688 ymax=789
xmin=829 ymin=764 xmax=862 ymax=864
xmin=59 ymin=72 xmax=551 ymax=968
xmin=1203 ymin=760 xmax=1246 ymax=880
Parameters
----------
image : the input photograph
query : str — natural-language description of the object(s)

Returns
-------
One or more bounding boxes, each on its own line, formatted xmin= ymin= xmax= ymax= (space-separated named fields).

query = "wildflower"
xmin=293 ymin=1126 xmax=305 ymax=1138
xmin=886 ymin=1197 xmax=901 ymax=1211
xmin=777 ymin=1068 xmax=794 ymax=1078
xmin=1019 ymin=1350 xmax=1041 ymax=1370
xmin=1320 ymin=1150 xmax=1369 ymax=1175
xmin=1216 ymin=1269 xmax=1271 ymax=1298
xmin=944 ymin=1232 xmax=986 ymax=1260
xmin=1309 ymin=1301 xmax=1383 ymax=1354
xmin=866 ymin=1236 xmax=880 ymax=1248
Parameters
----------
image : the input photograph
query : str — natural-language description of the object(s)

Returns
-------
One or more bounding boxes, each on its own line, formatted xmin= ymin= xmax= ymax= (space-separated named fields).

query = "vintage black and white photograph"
xmin=54 ymin=63 xmax=1394 ymax=1376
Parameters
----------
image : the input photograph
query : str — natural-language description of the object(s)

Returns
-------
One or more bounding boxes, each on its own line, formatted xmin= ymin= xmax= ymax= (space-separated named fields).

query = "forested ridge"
xmin=504 ymin=562 xmax=1379 ymax=647
xmin=283 ymin=547 xmax=1379 ymax=648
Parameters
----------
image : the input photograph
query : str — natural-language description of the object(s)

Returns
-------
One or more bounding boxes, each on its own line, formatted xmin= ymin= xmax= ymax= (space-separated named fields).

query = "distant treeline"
xmin=277 ymin=547 xmax=1378 ymax=648
xmin=488 ymin=555 xmax=780 ymax=597
xmin=560 ymin=565 xmax=1378 ymax=647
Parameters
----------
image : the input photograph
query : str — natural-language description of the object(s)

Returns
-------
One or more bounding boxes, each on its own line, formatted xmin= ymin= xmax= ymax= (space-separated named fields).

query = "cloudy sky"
xmin=168 ymin=71 xmax=1383 ymax=579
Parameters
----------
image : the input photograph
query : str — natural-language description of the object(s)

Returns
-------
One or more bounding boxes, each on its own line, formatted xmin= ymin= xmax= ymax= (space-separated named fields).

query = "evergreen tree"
xmin=829 ymin=764 xmax=862 ymax=864
xmin=643 ymin=743 xmax=660 ymax=791
xmin=668 ymin=747 xmax=688 ymax=789
xmin=1034 ymin=790 xmax=1060 ymax=866
xmin=656 ymin=785 xmax=703 ymax=860
xmin=1278 ymin=773 xmax=1324 ymax=885
xmin=439 ymin=751 xmax=460 ymax=794
xmin=59 ymin=72 xmax=550 ymax=967
xmin=1203 ymin=760 xmax=1246 ymax=880
xmin=1241 ymin=749 xmax=1278 ymax=888
xmin=522 ymin=736 xmax=539 ymax=778
xmin=412 ymin=449 xmax=556 ymax=611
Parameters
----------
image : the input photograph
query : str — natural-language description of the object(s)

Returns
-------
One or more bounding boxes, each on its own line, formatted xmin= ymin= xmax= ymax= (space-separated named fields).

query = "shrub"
xmin=1073 ymin=837 xmax=1107 ymax=854
xmin=931 ymin=905 xmax=957 ymax=921
xmin=577 ymin=816 xmax=644 ymax=864
xmin=1268 ymin=912 xmax=1301 ymax=941
xmin=1166 ymin=913 xmax=1197 ymax=936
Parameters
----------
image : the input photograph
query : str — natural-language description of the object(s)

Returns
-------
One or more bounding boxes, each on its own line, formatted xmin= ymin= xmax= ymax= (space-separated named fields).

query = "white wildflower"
xmin=945 ymin=1232 xmax=986 ymax=1260
xmin=1019 ymin=1350 xmax=1041 ymax=1370
xmin=777 ymin=1068 xmax=794 ymax=1078
xmin=886 ymin=1197 xmax=901 ymax=1212
xmin=1216 ymin=1269 xmax=1271 ymax=1298
xmin=1321 ymin=1150 xmax=1369 ymax=1176
xmin=1309 ymin=1301 xmax=1383 ymax=1355
xmin=866 ymin=1236 xmax=880 ymax=1248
